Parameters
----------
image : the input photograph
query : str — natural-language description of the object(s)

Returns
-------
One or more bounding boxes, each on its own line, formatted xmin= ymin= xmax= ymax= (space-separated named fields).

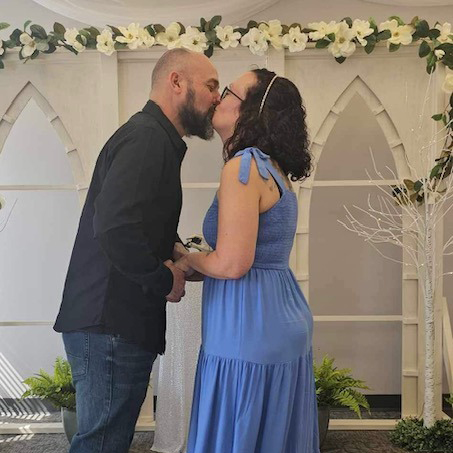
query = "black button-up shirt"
xmin=54 ymin=101 xmax=187 ymax=353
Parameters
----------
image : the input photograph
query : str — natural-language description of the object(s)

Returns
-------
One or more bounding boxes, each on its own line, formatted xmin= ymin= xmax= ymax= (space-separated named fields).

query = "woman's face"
xmin=213 ymin=71 xmax=257 ymax=141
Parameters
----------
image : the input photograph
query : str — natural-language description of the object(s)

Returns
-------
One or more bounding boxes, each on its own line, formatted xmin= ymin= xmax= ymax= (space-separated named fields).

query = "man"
xmin=54 ymin=48 xmax=220 ymax=453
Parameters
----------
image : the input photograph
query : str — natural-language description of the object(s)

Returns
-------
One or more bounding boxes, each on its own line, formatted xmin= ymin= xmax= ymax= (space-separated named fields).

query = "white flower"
xmin=435 ymin=22 xmax=452 ymax=44
xmin=0 ymin=40 xmax=4 ymax=56
xmin=258 ymin=19 xmax=283 ymax=49
xmin=96 ymin=29 xmax=115 ymax=56
xmin=442 ymin=73 xmax=453 ymax=93
xmin=156 ymin=22 xmax=182 ymax=49
xmin=116 ymin=23 xmax=141 ymax=50
xmin=379 ymin=20 xmax=414 ymax=46
xmin=19 ymin=33 xmax=37 ymax=58
xmin=328 ymin=21 xmax=356 ymax=58
xmin=180 ymin=27 xmax=208 ymax=53
xmin=351 ymin=19 xmax=374 ymax=46
xmin=139 ymin=28 xmax=155 ymax=48
xmin=307 ymin=21 xmax=338 ymax=41
xmin=241 ymin=28 xmax=268 ymax=56
xmin=64 ymin=28 xmax=86 ymax=52
xmin=434 ymin=49 xmax=445 ymax=60
xmin=282 ymin=26 xmax=308 ymax=52
xmin=215 ymin=25 xmax=241 ymax=49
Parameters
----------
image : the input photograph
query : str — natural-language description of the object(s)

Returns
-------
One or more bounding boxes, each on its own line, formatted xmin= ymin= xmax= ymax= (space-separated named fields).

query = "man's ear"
xmin=169 ymin=71 xmax=184 ymax=94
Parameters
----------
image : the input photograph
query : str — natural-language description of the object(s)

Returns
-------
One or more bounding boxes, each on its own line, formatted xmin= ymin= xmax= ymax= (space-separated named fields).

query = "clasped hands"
xmin=164 ymin=243 xmax=200 ymax=303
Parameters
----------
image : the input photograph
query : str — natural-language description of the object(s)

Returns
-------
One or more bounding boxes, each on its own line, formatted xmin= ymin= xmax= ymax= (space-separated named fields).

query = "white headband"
xmin=259 ymin=74 xmax=278 ymax=116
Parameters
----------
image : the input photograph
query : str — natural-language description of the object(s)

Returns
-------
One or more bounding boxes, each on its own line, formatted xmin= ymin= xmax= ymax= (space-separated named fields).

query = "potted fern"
xmin=22 ymin=357 xmax=77 ymax=443
xmin=314 ymin=356 xmax=370 ymax=448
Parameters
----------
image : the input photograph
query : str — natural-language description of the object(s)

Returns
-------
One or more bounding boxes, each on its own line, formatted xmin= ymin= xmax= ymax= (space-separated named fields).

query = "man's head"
xmin=150 ymin=49 xmax=220 ymax=139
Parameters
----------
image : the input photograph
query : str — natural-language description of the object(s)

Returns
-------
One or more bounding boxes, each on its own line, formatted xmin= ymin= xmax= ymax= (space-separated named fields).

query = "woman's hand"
xmin=174 ymin=255 xmax=205 ymax=282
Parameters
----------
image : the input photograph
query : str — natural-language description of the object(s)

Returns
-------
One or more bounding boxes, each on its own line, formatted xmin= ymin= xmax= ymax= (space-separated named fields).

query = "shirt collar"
xmin=142 ymin=100 xmax=187 ymax=159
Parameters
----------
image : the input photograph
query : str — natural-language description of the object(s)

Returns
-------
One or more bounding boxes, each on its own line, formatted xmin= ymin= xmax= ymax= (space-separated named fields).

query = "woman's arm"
xmin=178 ymin=157 xmax=261 ymax=280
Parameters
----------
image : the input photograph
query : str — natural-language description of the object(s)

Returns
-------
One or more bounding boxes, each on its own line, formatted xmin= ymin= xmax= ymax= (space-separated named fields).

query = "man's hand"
xmin=173 ymin=242 xmax=189 ymax=261
xmin=175 ymin=255 xmax=204 ymax=282
xmin=164 ymin=260 xmax=186 ymax=302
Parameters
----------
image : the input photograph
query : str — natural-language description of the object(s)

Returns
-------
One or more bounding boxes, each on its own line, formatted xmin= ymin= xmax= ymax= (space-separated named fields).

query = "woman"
xmin=176 ymin=68 xmax=319 ymax=453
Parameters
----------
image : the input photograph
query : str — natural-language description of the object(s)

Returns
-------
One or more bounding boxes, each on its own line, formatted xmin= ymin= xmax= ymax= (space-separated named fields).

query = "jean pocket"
xmin=63 ymin=332 xmax=89 ymax=378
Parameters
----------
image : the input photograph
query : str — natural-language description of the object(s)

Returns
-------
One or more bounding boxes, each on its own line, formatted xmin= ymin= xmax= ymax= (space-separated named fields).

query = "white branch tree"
xmin=339 ymin=72 xmax=453 ymax=428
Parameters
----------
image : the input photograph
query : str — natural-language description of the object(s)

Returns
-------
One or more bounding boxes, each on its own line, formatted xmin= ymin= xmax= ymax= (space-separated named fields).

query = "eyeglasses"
xmin=221 ymin=86 xmax=244 ymax=102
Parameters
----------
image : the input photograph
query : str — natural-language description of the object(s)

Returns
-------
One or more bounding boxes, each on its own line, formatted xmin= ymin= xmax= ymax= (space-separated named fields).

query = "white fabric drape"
xmin=31 ymin=0 xmax=278 ymax=27
xmin=152 ymin=282 xmax=203 ymax=453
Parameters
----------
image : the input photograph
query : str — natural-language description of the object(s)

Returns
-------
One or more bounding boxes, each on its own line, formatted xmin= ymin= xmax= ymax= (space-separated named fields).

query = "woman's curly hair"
xmin=223 ymin=68 xmax=311 ymax=181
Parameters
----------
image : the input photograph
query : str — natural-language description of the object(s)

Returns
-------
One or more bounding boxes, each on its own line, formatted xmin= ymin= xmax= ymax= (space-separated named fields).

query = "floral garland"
xmin=0 ymin=16 xmax=451 ymax=70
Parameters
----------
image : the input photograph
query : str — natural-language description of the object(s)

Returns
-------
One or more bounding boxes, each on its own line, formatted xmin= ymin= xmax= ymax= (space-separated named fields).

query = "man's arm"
xmin=93 ymin=126 xmax=184 ymax=300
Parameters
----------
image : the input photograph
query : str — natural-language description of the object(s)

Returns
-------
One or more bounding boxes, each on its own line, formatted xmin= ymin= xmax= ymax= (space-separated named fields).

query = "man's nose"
xmin=213 ymin=89 xmax=221 ymax=105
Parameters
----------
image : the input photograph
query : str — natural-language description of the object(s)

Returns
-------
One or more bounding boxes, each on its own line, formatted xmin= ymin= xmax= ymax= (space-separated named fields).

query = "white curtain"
xmin=152 ymin=282 xmax=203 ymax=453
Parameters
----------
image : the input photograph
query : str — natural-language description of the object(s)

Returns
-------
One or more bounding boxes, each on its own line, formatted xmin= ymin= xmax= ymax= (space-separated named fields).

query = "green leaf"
xmin=23 ymin=20 xmax=32 ymax=30
xmin=430 ymin=164 xmax=442 ymax=179
xmin=414 ymin=180 xmax=423 ymax=192
xmin=0 ymin=22 xmax=10 ymax=31
xmin=87 ymin=27 xmax=100 ymax=38
xmin=153 ymin=24 xmax=165 ymax=34
xmin=432 ymin=113 xmax=444 ymax=121
xmin=315 ymin=39 xmax=330 ymax=49
xmin=43 ymin=43 xmax=56 ymax=54
xmin=205 ymin=30 xmax=216 ymax=43
xmin=415 ymin=19 xmax=429 ymax=38
xmin=204 ymin=45 xmax=214 ymax=58
xmin=200 ymin=17 xmax=207 ymax=31
xmin=76 ymin=35 xmax=86 ymax=46
xmin=426 ymin=51 xmax=437 ymax=73
xmin=410 ymin=16 xmax=419 ymax=26
xmin=419 ymin=40 xmax=431 ymax=58
xmin=30 ymin=24 xmax=47 ymax=40
xmin=108 ymin=25 xmax=122 ymax=36
xmin=0 ymin=59 xmax=4 ymax=69
xmin=341 ymin=17 xmax=353 ymax=28
xmin=389 ymin=16 xmax=405 ymax=26
xmin=364 ymin=35 xmax=376 ymax=54
xmin=30 ymin=49 xmax=40 ymax=60
xmin=145 ymin=25 xmax=155 ymax=37
xmin=335 ymin=56 xmax=346 ymax=64
xmin=450 ymin=93 xmax=453 ymax=108
xmin=326 ymin=33 xmax=336 ymax=42
xmin=177 ymin=22 xmax=186 ymax=34
xmin=62 ymin=43 xmax=78 ymax=55
xmin=247 ymin=20 xmax=258 ymax=30
xmin=79 ymin=30 xmax=90 ymax=39
xmin=53 ymin=22 xmax=66 ymax=35
xmin=10 ymin=28 xmax=23 ymax=45
xmin=428 ymin=28 xmax=441 ymax=40
xmin=210 ymin=15 xmax=222 ymax=29
xmin=404 ymin=179 xmax=415 ymax=191
xmin=377 ymin=29 xmax=391 ymax=42
xmin=369 ymin=17 xmax=378 ymax=33
xmin=389 ymin=43 xmax=400 ymax=52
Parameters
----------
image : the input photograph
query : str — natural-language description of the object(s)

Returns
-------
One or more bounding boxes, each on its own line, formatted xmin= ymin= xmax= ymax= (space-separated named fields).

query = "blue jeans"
xmin=63 ymin=332 xmax=157 ymax=453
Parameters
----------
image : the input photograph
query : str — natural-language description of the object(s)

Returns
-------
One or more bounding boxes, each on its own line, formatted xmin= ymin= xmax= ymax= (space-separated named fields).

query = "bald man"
xmin=54 ymin=48 xmax=220 ymax=453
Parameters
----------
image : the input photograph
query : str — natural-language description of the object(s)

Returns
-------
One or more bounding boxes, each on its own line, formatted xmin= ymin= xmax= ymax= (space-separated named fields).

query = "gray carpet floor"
xmin=0 ymin=431 xmax=407 ymax=453
xmin=0 ymin=409 xmax=408 ymax=452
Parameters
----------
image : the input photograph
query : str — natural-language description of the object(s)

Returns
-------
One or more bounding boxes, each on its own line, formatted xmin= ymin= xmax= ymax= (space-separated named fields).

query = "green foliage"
xmin=390 ymin=417 xmax=453 ymax=452
xmin=22 ymin=357 xmax=76 ymax=411
xmin=314 ymin=355 xmax=370 ymax=417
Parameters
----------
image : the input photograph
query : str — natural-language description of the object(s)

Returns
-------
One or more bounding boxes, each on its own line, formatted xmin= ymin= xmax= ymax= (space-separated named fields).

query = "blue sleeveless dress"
xmin=187 ymin=148 xmax=320 ymax=453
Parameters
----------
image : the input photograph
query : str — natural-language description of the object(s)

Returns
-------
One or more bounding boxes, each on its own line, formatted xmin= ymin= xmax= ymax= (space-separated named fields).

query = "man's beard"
xmin=179 ymin=87 xmax=215 ymax=140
